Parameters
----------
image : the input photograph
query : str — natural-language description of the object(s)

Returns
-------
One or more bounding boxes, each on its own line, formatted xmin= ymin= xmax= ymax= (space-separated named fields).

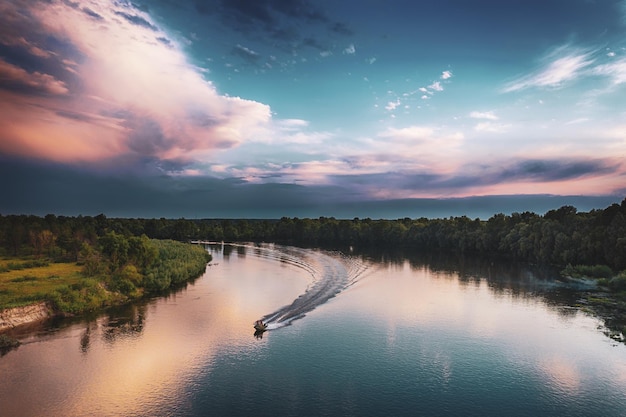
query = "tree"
xmin=99 ymin=231 xmax=130 ymax=271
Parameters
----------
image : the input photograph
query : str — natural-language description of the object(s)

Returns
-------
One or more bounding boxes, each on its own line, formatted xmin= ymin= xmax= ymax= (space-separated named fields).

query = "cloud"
xmin=473 ymin=122 xmax=509 ymax=133
xmin=1 ymin=154 xmax=621 ymax=218
xmin=232 ymin=44 xmax=261 ymax=63
xmin=494 ymin=159 xmax=617 ymax=183
xmin=343 ymin=43 xmax=356 ymax=54
xmin=503 ymin=46 xmax=595 ymax=92
xmin=385 ymin=99 xmax=401 ymax=111
xmin=428 ymin=81 xmax=444 ymax=91
xmin=441 ymin=70 xmax=453 ymax=80
xmin=114 ymin=10 xmax=157 ymax=30
xmin=82 ymin=7 xmax=103 ymax=20
xmin=379 ymin=126 xmax=437 ymax=141
xmin=0 ymin=58 xmax=69 ymax=95
xmin=0 ymin=0 xmax=272 ymax=169
xmin=323 ymin=157 xmax=622 ymax=200
xmin=469 ymin=111 xmax=498 ymax=120
xmin=302 ymin=37 xmax=328 ymax=51
xmin=469 ymin=112 xmax=508 ymax=132
xmin=331 ymin=22 xmax=352 ymax=36
xmin=593 ymin=58 xmax=626 ymax=85
xmin=200 ymin=0 xmax=349 ymax=57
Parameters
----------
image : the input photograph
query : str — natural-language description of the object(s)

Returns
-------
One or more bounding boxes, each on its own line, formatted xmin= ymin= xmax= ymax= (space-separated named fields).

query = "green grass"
xmin=0 ymin=241 xmax=211 ymax=315
xmin=0 ymin=261 xmax=85 ymax=309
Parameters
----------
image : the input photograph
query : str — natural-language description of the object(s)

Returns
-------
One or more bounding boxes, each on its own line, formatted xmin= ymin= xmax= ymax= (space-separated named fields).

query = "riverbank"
xmin=0 ymin=301 xmax=53 ymax=332
xmin=0 ymin=239 xmax=211 ymax=334
xmin=577 ymin=291 xmax=626 ymax=343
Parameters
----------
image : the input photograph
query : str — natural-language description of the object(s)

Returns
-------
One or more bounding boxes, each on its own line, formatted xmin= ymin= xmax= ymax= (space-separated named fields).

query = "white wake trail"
xmin=241 ymin=244 xmax=370 ymax=328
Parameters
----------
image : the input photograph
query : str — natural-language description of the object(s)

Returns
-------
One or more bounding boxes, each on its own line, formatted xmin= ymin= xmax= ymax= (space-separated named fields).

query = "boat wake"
xmin=238 ymin=244 xmax=371 ymax=329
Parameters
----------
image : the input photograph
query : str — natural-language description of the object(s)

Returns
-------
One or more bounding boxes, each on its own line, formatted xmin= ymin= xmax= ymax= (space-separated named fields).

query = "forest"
xmin=1 ymin=198 xmax=625 ymax=284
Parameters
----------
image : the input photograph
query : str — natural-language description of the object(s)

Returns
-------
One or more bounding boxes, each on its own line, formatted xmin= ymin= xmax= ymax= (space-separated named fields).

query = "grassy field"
xmin=1 ymin=239 xmax=211 ymax=316
xmin=0 ymin=259 xmax=85 ymax=309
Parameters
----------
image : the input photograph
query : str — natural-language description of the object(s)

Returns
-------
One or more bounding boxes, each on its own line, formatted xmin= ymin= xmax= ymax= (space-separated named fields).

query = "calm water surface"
xmin=1 ymin=243 xmax=625 ymax=417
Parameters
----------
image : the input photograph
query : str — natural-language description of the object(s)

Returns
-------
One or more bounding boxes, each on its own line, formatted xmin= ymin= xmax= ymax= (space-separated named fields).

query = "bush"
xmin=112 ymin=279 xmax=137 ymax=296
xmin=142 ymin=240 xmax=210 ymax=293
xmin=561 ymin=264 xmax=614 ymax=279
xmin=48 ymin=279 xmax=109 ymax=314
xmin=609 ymin=271 xmax=626 ymax=292
xmin=0 ymin=334 xmax=20 ymax=351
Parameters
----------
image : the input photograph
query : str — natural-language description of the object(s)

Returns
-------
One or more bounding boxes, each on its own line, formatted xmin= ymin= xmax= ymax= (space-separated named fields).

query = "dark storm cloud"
xmin=211 ymin=0 xmax=327 ymax=27
xmin=124 ymin=116 xmax=171 ymax=156
xmin=0 ymin=156 xmax=620 ymax=219
xmin=326 ymin=158 xmax=620 ymax=195
xmin=114 ymin=11 xmax=157 ymax=30
xmin=496 ymin=159 xmax=615 ymax=182
xmin=302 ymin=37 xmax=328 ymax=51
xmin=0 ymin=156 xmax=342 ymax=218
xmin=330 ymin=22 xmax=352 ymax=36
xmin=191 ymin=0 xmax=350 ymax=51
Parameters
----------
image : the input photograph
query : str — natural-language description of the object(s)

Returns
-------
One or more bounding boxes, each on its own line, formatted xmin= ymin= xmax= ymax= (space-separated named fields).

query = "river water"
xmin=1 ymin=243 xmax=625 ymax=417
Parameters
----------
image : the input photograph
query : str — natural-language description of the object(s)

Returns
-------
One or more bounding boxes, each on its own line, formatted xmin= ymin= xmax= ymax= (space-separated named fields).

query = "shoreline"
xmin=0 ymin=302 xmax=55 ymax=333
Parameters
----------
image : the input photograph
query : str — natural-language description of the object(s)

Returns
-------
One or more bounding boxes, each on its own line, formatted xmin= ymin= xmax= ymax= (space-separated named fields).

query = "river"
xmin=1 ymin=243 xmax=625 ymax=416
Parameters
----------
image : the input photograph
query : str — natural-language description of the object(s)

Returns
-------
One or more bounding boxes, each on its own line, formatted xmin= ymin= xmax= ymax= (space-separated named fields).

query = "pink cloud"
xmin=0 ymin=0 xmax=271 ymax=168
xmin=0 ymin=59 xmax=68 ymax=95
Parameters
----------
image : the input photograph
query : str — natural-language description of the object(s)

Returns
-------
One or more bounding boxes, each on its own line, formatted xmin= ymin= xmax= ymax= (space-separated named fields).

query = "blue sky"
xmin=0 ymin=0 xmax=624 ymax=218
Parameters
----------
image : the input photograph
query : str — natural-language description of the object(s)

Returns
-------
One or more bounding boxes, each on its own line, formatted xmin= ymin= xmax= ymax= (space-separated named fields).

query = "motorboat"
xmin=253 ymin=320 xmax=267 ymax=331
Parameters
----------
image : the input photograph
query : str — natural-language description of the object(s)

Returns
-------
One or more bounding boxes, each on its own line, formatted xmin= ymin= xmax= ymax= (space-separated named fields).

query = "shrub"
xmin=48 ymin=279 xmax=109 ymax=314
xmin=561 ymin=264 xmax=613 ymax=279
xmin=609 ymin=271 xmax=626 ymax=292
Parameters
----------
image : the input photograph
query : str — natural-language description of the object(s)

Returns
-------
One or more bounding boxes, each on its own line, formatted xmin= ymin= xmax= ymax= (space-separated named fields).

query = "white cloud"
xmin=385 ymin=99 xmax=401 ymax=111
xmin=565 ymin=118 xmax=589 ymax=125
xmin=473 ymin=122 xmax=509 ymax=133
xmin=379 ymin=126 xmax=435 ymax=140
xmin=441 ymin=70 xmax=453 ymax=80
xmin=428 ymin=81 xmax=443 ymax=91
xmin=344 ymin=43 xmax=356 ymax=54
xmin=593 ymin=58 xmax=626 ymax=85
xmin=469 ymin=111 xmax=498 ymax=120
xmin=503 ymin=46 xmax=595 ymax=92
xmin=277 ymin=119 xmax=309 ymax=130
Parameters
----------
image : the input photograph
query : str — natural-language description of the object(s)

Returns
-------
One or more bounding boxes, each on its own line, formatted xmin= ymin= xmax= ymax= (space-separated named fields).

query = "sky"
xmin=0 ymin=0 xmax=625 ymax=219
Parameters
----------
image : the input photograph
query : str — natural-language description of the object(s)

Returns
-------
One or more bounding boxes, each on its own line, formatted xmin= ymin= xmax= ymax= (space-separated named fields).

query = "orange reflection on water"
xmin=0 ymin=250 xmax=310 ymax=417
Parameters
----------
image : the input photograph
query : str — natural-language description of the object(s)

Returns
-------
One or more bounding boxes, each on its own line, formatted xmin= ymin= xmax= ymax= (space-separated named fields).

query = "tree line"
xmin=1 ymin=198 xmax=625 ymax=273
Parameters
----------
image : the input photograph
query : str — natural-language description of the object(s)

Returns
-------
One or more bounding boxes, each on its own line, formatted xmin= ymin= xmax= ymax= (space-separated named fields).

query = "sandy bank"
xmin=0 ymin=302 xmax=53 ymax=332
